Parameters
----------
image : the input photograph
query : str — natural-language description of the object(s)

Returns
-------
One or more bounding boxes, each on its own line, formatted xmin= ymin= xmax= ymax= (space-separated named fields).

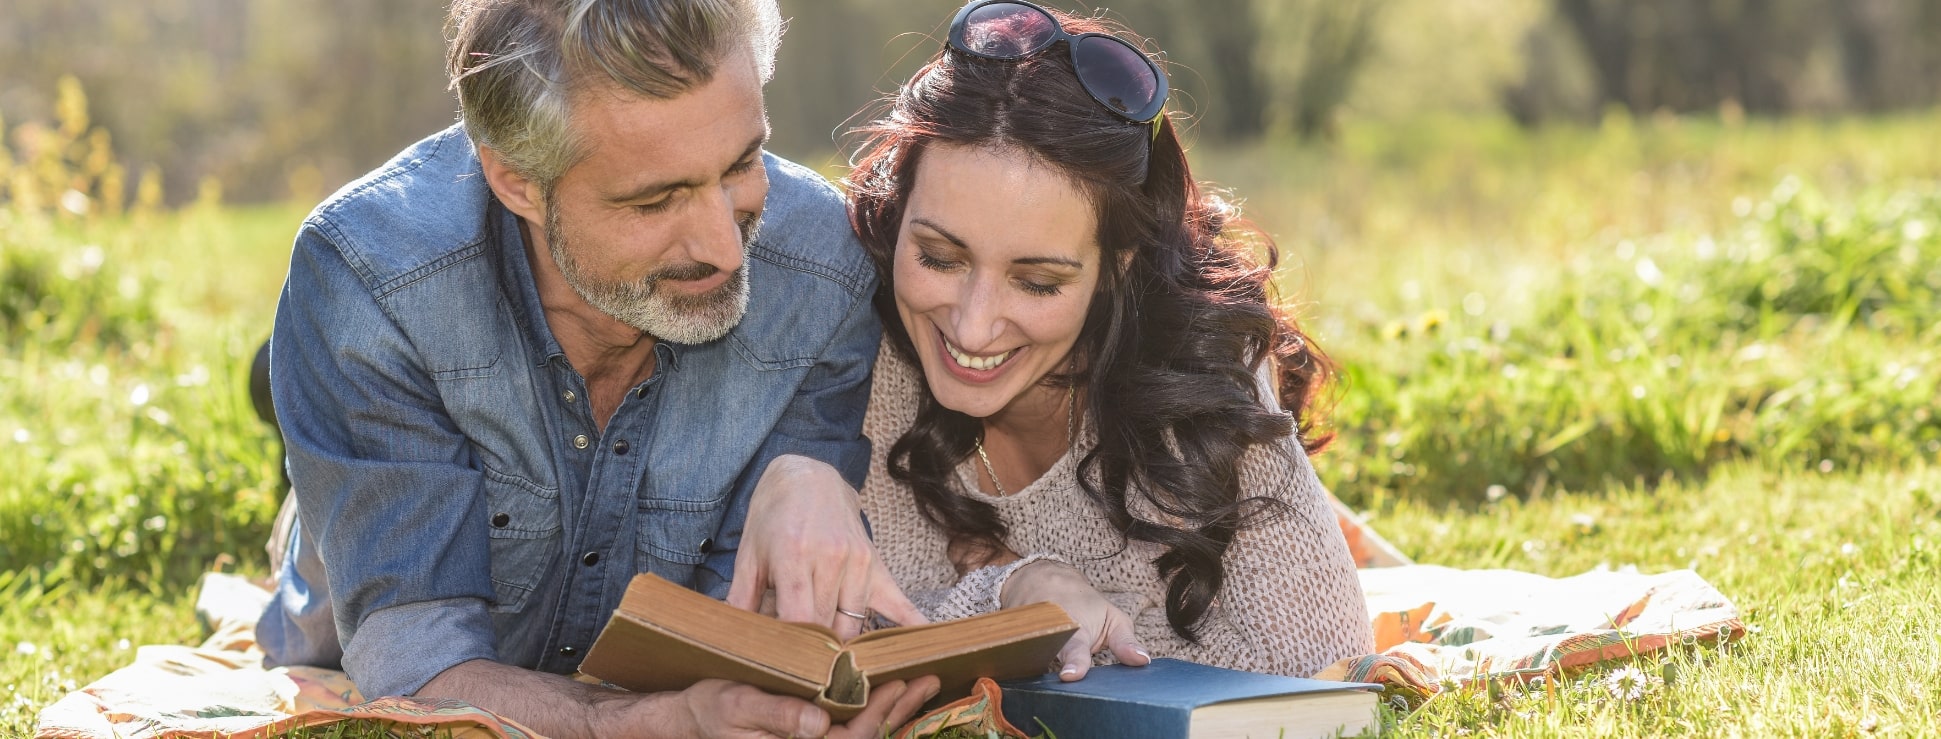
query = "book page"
xmin=587 ymin=574 xmax=842 ymax=689
xmin=844 ymin=602 xmax=1075 ymax=703
xmin=1191 ymin=690 xmax=1377 ymax=739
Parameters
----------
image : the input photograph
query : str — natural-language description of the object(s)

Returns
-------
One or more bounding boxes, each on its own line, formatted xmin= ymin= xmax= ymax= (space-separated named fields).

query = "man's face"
xmin=541 ymin=47 xmax=769 ymax=344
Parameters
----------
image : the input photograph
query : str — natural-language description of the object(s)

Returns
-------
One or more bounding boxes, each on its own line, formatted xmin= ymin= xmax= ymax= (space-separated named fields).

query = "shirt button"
xmin=581 ymin=551 xmax=600 ymax=566
xmin=563 ymin=390 xmax=577 ymax=403
xmin=490 ymin=512 xmax=510 ymax=528
xmin=699 ymin=537 xmax=714 ymax=554
xmin=612 ymin=439 xmax=630 ymax=456
xmin=558 ymin=645 xmax=577 ymax=657
xmin=572 ymin=434 xmax=589 ymax=449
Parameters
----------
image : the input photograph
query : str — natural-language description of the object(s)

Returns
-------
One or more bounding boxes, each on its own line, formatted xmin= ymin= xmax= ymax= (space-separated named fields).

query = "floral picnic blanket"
xmin=1318 ymin=564 xmax=1744 ymax=705
xmin=38 ymin=557 xmax=1742 ymax=738
xmin=33 ymin=572 xmax=538 ymax=739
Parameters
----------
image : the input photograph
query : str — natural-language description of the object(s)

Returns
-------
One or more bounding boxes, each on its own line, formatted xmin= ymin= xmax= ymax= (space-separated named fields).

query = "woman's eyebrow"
xmin=909 ymin=217 xmax=970 ymax=249
xmin=910 ymin=217 xmax=1084 ymax=268
xmin=1012 ymin=256 xmax=1083 ymax=268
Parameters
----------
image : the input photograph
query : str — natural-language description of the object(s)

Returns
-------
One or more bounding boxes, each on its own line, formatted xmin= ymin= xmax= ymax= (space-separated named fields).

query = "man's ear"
xmin=477 ymin=145 xmax=545 ymax=224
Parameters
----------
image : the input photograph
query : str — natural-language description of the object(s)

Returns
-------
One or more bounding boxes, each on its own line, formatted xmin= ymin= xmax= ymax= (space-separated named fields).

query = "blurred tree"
xmin=1832 ymin=0 xmax=1941 ymax=111
xmin=0 ymin=0 xmax=451 ymax=206
xmin=1528 ymin=0 xmax=1941 ymax=120
xmin=6 ymin=0 xmax=1941 ymax=202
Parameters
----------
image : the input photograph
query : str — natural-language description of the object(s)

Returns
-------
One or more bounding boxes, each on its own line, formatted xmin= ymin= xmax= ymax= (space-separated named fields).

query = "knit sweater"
xmin=859 ymin=342 xmax=1375 ymax=677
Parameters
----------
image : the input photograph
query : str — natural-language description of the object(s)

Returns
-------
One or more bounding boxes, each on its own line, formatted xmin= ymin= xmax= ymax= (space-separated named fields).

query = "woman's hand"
xmin=999 ymin=559 xmax=1151 ymax=680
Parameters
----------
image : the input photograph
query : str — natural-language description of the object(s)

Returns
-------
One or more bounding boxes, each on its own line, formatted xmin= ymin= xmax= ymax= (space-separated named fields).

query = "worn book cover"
xmin=579 ymin=573 xmax=1077 ymax=721
xmin=998 ymin=658 xmax=1381 ymax=738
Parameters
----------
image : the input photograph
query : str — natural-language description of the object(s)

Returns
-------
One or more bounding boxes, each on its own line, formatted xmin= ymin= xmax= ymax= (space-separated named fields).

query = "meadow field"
xmin=3 ymin=110 xmax=1939 ymax=737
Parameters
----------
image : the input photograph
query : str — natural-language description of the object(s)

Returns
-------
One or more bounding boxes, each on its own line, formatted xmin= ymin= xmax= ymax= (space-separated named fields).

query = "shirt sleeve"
xmin=272 ymin=223 xmax=500 ymax=697
xmin=691 ymin=286 xmax=883 ymax=598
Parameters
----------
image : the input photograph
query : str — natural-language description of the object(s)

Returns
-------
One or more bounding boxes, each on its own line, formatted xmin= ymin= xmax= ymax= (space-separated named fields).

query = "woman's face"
xmin=892 ymin=143 xmax=1102 ymax=420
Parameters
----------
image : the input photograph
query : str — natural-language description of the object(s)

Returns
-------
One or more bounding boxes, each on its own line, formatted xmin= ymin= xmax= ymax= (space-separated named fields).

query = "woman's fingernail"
xmin=1060 ymin=664 xmax=1079 ymax=678
xmin=1134 ymin=648 xmax=1151 ymax=660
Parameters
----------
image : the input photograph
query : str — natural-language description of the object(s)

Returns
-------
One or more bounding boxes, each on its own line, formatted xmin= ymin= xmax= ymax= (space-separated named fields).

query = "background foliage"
xmin=4 ymin=1 xmax=1941 ymax=735
xmin=7 ymin=0 xmax=1941 ymax=205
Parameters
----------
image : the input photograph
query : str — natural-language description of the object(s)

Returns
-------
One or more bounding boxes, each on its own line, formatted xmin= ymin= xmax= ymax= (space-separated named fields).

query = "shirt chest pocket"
xmin=481 ymin=466 xmax=562 ymax=613
xmin=635 ymin=496 xmax=726 ymax=584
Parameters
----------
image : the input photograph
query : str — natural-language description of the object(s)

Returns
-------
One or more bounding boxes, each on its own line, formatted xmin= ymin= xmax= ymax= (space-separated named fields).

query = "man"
xmin=257 ymin=1 xmax=935 ymax=736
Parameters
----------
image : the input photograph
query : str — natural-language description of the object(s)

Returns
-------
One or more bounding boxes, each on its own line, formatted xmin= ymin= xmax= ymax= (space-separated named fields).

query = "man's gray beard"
xmin=545 ymin=204 xmax=757 ymax=345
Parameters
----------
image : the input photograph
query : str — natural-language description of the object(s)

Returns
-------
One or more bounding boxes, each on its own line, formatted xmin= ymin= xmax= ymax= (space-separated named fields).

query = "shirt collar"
xmin=490 ymin=200 xmax=568 ymax=368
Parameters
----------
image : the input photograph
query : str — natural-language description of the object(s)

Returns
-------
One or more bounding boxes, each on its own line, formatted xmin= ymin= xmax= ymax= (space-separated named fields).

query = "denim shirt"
xmin=255 ymin=125 xmax=881 ymax=699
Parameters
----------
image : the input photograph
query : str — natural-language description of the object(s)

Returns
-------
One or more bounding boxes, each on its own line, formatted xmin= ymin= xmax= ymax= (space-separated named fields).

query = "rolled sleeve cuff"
xmin=341 ymin=597 xmax=499 ymax=698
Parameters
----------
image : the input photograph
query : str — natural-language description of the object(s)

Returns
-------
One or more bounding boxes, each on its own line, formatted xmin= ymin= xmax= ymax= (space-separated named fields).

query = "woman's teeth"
xmin=945 ymin=341 xmax=1015 ymax=371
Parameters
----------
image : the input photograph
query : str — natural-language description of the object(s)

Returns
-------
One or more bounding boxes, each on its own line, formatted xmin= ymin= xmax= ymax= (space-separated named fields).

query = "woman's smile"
xmin=935 ymin=323 xmax=1025 ymax=380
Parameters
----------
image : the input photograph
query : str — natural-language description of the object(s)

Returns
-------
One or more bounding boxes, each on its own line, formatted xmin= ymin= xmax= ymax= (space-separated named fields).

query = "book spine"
xmin=998 ymin=690 xmax=1189 ymax=739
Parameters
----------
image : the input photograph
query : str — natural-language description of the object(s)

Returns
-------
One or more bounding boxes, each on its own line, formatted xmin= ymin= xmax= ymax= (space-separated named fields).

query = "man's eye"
xmin=727 ymin=157 xmax=760 ymax=175
xmin=633 ymin=198 xmax=674 ymax=214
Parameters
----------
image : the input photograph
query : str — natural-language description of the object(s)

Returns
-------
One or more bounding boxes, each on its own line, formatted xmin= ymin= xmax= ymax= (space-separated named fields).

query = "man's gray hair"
xmin=447 ymin=0 xmax=783 ymax=188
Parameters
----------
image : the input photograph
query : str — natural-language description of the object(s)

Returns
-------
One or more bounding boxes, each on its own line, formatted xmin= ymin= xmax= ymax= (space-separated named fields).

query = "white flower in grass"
xmin=1604 ymin=665 xmax=1659 ymax=701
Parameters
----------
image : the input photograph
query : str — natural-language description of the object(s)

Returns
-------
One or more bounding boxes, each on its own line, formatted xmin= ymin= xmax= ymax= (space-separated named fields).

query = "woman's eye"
xmin=1017 ymin=280 xmax=1062 ymax=297
xmin=914 ymin=250 xmax=960 ymax=271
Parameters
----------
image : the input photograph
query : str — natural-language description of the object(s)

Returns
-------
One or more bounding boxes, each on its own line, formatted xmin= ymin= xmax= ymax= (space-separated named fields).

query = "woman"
xmin=847 ymin=0 xmax=1375 ymax=680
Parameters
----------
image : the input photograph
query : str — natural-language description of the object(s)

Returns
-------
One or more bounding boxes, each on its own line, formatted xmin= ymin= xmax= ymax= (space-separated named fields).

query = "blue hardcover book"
xmin=997 ymin=658 xmax=1380 ymax=739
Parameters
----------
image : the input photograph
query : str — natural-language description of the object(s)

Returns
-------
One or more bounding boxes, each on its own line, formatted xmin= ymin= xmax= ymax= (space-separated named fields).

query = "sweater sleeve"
xmin=905 ymin=553 xmax=1064 ymax=623
xmin=1116 ymin=438 xmax=1375 ymax=677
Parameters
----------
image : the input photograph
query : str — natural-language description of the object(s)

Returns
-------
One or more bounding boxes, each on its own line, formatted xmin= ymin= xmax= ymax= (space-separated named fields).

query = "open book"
xmin=578 ymin=573 xmax=1077 ymax=721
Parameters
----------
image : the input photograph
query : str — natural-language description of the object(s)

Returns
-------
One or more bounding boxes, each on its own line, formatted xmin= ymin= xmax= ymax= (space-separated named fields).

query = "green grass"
xmin=6 ymin=111 xmax=1941 ymax=737
xmin=1373 ymin=461 xmax=1941 ymax=736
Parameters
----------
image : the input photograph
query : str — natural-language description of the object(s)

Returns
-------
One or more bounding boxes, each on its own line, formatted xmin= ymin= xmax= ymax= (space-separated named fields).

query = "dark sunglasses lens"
xmin=1074 ymin=36 xmax=1161 ymax=120
xmin=961 ymin=2 xmax=1058 ymax=58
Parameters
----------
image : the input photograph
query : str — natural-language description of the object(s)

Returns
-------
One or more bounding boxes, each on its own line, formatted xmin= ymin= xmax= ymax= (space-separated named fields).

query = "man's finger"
xmin=865 ymin=559 xmax=930 ymax=627
xmin=725 ymin=557 xmax=766 ymax=613
xmin=832 ymin=553 xmax=872 ymax=641
xmin=830 ymin=676 xmax=941 ymax=739
xmin=829 ymin=679 xmax=904 ymax=739
xmin=772 ymin=562 xmax=824 ymax=625
xmin=702 ymin=680 xmax=829 ymax=738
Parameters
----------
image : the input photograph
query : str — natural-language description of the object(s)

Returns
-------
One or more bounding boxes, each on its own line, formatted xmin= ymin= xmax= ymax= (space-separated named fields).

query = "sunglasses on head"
xmin=947 ymin=0 xmax=1170 ymax=136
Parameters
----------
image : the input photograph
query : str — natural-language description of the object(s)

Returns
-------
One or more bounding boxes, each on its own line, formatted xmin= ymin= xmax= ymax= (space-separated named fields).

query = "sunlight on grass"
xmin=1374 ymin=463 xmax=1941 ymax=736
xmin=6 ymin=111 xmax=1941 ymax=736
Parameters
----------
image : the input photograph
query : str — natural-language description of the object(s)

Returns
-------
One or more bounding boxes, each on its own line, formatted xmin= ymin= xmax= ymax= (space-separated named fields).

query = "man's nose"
xmin=679 ymin=186 xmax=748 ymax=272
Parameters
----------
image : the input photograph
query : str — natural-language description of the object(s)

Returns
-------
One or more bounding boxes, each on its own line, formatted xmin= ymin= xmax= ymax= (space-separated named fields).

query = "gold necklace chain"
xmin=975 ymin=384 xmax=1076 ymax=496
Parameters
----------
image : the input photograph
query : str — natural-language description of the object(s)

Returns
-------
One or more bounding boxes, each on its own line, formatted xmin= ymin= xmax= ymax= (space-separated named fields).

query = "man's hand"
xmin=422 ymin=659 xmax=939 ymax=739
xmin=1000 ymin=559 xmax=1151 ymax=680
xmin=657 ymin=675 xmax=942 ymax=739
xmin=728 ymin=454 xmax=927 ymax=639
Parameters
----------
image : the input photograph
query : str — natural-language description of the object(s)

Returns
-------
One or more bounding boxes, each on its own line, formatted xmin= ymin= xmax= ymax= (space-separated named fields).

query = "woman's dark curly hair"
xmin=845 ymin=8 xmax=1334 ymax=641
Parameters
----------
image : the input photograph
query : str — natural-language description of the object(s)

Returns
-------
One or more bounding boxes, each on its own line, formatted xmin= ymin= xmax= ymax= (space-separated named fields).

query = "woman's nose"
xmin=949 ymin=274 xmax=1008 ymax=350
